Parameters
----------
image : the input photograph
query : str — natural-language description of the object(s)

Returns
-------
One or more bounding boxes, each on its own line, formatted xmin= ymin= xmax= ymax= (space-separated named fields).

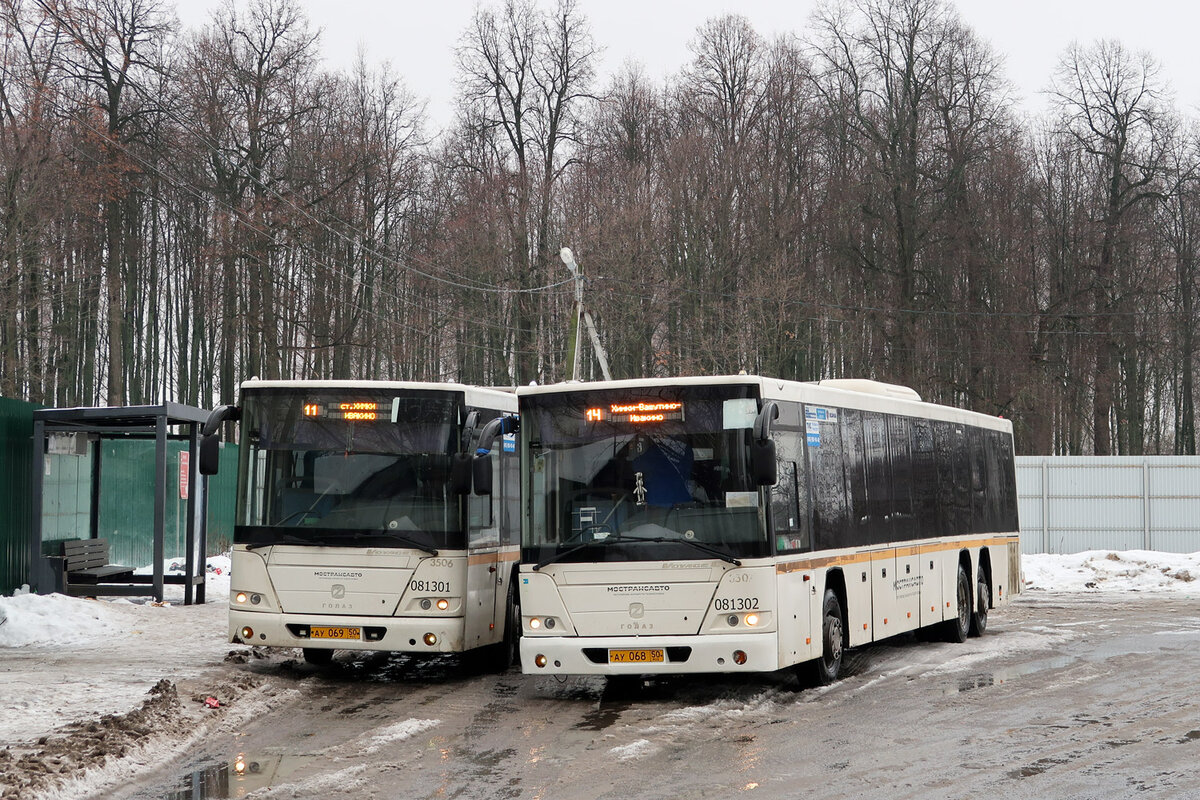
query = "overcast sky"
xmin=175 ymin=0 xmax=1199 ymax=132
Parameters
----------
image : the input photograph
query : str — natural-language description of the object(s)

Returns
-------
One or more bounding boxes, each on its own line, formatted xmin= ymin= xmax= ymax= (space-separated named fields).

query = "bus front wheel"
xmin=811 ymin=588 xmax=844 ymax=685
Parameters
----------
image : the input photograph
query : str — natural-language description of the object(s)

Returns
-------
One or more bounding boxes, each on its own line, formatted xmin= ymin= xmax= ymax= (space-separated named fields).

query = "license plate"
xmin=608 ymin=648 xmax=665 ymax=664
xmin=309 ymin=626 xmax=361 ymax=640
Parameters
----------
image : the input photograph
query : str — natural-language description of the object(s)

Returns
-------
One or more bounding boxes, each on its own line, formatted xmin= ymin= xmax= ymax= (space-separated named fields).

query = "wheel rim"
xmin=824 ymin=614 xmax=843 ymax=669
xmin=957 ymin=573 xmax=970 ymax=631
xmin=976 ymin=581 xmax=988 ymax=627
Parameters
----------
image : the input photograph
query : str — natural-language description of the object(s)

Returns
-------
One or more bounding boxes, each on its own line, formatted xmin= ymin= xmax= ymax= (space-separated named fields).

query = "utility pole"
xmin=559 ymin=247 xmax=612 ymax=381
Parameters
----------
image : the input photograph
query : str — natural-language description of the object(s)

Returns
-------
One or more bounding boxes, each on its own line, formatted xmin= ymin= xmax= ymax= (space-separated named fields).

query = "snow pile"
xmin=1022 ymin=550 xmax=1200 ymax=594
xmin=0 ymin=554 xmax=231 ymax=649
xmin=0 ymin=589 xmax=126 ymax=647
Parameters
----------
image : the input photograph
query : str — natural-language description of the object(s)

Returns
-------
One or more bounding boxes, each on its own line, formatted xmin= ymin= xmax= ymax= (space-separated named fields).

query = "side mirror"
xmin=750 ymin=438 xmax=777 ymax=486
xmin=199 ymin=433 xmax=222 ymax=476
xmin=751 ymin=400 xmax=779 ymax=486
xmin=199 ymin=403 xmax=241 ymax=476
xmin=451 ymin=453 xmax=472 ymax=494
xmin=469 ymin=414 xmax=518 ymax=496
xmin=472 ymin=454 xmax=493 ymax=495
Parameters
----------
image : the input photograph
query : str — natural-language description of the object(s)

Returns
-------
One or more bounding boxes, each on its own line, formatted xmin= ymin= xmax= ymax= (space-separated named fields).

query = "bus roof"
xmin=516 ymin=375 xmax=1011 ymax=433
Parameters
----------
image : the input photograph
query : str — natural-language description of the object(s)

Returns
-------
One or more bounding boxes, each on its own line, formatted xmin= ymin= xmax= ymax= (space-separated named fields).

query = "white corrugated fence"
xmin=1016 ymin=456 xmax=1200 ymax=554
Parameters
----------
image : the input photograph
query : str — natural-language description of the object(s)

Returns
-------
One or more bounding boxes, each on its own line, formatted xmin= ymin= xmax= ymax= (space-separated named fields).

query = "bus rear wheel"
xmin=302 ymin=647 xmax=335 ymax=666
xmin=970 ymin=570 xmax=989 ymax=637
xmin=943 ymin=564 xmax=971 ymax=644
xmin=811 ymin=588 xmax=844 ymax=685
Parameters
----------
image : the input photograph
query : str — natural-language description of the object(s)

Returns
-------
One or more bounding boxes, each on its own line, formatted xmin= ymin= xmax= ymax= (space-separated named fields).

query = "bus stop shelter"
xmin=29 ymin=403 xmax=211 ymax=605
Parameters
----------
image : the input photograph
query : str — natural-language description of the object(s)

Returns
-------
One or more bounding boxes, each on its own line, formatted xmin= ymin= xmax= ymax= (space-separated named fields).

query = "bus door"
xmin=466 ymin=447 xmax=501 ymax=650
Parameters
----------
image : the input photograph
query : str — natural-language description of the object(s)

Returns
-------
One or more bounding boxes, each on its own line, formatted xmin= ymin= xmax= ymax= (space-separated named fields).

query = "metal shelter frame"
xmin=29 ymin=403 xmax=211 ymax=604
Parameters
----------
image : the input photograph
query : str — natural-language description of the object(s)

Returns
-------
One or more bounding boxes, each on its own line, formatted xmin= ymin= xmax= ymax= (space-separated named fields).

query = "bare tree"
xmin=1050 ymin=40 xmax=1172 ymax=454
xmin=454 ymin=0 xmax=596 ymax=383
xmin=37 ymin=0 xmax=171 ymax=404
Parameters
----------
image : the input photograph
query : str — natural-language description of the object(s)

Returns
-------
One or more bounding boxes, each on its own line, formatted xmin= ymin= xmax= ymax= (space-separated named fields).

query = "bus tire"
xmin=811 ymin=588 xmax=844 ymax=685
xmin=943 ymin=564 xmax=971 ymax=644
xmin=302 ymin=648 xmax=334 ymax=666
xmin=970 ymin=570 xmax=989 ymax=637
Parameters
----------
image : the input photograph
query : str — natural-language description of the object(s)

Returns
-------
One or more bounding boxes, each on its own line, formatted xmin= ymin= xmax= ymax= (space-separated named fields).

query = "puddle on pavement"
xmin=950 ymin=655 xmax=1077 ymax=694
xmin=161 ymin=754 xmax=296 ymax=799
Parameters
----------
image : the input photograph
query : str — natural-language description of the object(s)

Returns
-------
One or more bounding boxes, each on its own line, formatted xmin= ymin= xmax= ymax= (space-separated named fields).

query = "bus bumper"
xmin=520 ymin=632 xmax=780 ymax=675
xmin=229 ymin=609 xmax=467 ymax=654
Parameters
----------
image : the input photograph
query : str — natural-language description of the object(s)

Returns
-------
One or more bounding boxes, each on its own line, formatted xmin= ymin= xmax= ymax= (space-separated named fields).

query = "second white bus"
xmin=511 ymin=375 xmax=1020 ymax=682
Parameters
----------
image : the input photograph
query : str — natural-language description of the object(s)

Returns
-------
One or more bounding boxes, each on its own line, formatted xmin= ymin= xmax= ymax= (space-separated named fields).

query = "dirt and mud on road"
xmin=8 ymin=592 xmax=1200 ymax=799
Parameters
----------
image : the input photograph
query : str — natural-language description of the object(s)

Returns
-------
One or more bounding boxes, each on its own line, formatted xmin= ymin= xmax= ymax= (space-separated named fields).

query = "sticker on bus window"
xmin=804 ymin=406 xmax=838 ymax=422
xmin=726 ymin=492 xmax=758 ymax=508
xmin=722 ymin=399 xmax=757 ymax=429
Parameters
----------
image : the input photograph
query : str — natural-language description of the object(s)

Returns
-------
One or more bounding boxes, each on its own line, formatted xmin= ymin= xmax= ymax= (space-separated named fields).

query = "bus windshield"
xmin=522 ymin=385 xmax=771 ymax=564
xmin=235 ymin=388 xmax=463 ymax=550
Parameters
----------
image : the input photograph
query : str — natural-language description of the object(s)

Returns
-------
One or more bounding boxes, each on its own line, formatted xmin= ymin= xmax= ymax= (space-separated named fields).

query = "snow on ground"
xmin=0 ymin=555 xmax=236 ymax=748
xmin=1021 ymin=550 xmax=1200 ymax=594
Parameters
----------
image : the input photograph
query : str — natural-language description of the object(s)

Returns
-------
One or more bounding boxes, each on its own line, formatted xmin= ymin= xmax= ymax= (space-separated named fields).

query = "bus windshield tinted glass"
xmin=235 ymin=389 xmax=463 ymax=549
xmin=522 ymin=385 xmax=770 ymax=563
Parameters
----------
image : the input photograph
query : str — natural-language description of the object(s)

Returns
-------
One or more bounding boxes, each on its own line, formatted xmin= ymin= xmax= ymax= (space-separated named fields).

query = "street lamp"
xmin=559 ymin=247 xmax=612 ymax=382
xmin=560 ymin=248 xmax=583 ymax=381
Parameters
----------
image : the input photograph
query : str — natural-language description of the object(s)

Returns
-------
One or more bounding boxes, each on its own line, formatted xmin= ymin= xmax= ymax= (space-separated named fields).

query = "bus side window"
xmin=501 ymin=436 xmax=520 ymax=547
xmin=863 ymin=412 xmax=890 ymax=545
xmin=911 ymin=420 xmax=937 ymax=536
xmin=771 ymin=423 xmax=807 ymax=553
xmin=888 ymin=415 xmax=914 ymax=541
xmin=840 ymin=409 xmax=868 ymax=547
xmin=810 ymin=408 xmax=849 ymax=551
xmin=469 ymin=450 xmax=497 ymax=541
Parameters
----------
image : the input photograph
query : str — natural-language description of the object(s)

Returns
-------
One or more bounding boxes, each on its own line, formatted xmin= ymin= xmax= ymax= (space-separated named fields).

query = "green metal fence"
xmin=40 ymin=440 xmax=239 ymax=571
xmin=0 ymin=397 xmax=41 ymax=595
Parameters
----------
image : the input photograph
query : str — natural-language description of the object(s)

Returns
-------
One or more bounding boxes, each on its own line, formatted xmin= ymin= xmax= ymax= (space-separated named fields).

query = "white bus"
xmin=510 ymin=376 xmax=1020 ymax=682
xmin=199 ymin=380 xmax=521 ymax=668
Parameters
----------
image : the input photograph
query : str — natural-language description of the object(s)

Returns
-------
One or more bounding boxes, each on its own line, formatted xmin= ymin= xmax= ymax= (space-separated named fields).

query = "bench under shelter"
xmin=29 ymin=403 xmax=212 ymax=605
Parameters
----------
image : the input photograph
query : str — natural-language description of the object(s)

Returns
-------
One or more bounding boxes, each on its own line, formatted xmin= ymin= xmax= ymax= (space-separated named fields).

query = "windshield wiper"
xmin=621 ymin=536 xmax=741 ymax=566
xmin=533 ymin=533 xmax=740 ymax=571
xmin=247 ymin=530 xmax=438 ymax=556
xmin=245 ymin=532 xmax=312 ymax=551
xmin=325 ymin=530 xmax=439 ymax=556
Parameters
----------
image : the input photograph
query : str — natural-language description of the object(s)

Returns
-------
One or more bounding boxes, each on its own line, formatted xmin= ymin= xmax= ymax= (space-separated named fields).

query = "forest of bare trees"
xmin=2 ymin=0 xmax=1199 ymax=455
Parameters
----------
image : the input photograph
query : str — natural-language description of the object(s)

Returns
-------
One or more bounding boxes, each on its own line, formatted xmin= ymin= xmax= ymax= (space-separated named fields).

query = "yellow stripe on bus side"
xmin=467 ymin=550 xmax=520 ymax=567
xmin=775 ymin=535 xmax=1019 ymax=575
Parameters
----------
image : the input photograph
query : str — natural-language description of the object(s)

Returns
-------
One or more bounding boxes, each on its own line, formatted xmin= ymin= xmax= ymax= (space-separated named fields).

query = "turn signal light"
xmin=240 ymin=626 xmax=254 ymax=640
xmin=732 ymin=650 xmax=748 ymax=665
xmin=235 ymin=592 xmax=248 ymax=604
xmin=436 ymin=598 xmax=450 ymax=611
xmin=534 ymin=654 xmax=548 ymax=668
xmin=423 ymin=633 xmax=438 ymax=646
xmin=529 ymin=617 xmax=542 ymax=629
xmin=744 ymin=613 xmax=760 ymax=627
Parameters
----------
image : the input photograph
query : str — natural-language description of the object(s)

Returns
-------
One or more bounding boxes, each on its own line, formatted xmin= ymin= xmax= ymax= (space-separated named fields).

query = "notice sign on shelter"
xmin=179 ymin=451 xmax=190 ymax=500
